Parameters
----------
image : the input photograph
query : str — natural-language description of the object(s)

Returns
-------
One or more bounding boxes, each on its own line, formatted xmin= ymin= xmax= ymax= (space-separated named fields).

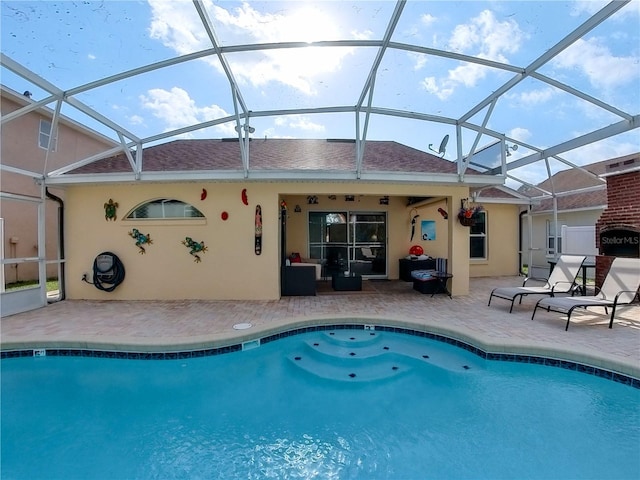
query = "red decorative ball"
xmin=409 ymin=245 xmax=424 ymax=256
xmin=221 ymin=211 xmax=229 ymax=221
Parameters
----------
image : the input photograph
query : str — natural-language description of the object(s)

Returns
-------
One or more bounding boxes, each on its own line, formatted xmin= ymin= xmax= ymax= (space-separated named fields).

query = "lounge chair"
xmin=532 ymin=257 xmax=640 ymax=330
xmin=488 ymin=255 xmax=586 ymax=313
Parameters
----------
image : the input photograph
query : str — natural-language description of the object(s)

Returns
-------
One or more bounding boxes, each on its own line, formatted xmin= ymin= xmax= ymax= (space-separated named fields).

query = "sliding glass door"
xmin=308 ymin=211 xmax=387 ymax=277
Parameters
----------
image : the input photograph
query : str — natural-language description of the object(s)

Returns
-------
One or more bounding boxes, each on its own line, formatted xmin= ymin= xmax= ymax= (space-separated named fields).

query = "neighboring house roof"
xmin=473 ymin=186 xmax=523 ymax=201
xmin=520 ymin=153 xmax=639 ymax=213
xmin=68 ymin=138 xmax=461 ymax=174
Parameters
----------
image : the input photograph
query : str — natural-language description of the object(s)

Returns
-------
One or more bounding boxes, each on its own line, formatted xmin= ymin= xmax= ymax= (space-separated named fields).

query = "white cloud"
xmin=449 ymin=10 xmax=522 ymax=59
xmin=87 ymin=53 xmax=96 ymax=60
xmin=552 ymin=37 xmax=640 ymax=91
xmin=421 ymin=14 xmax=437 ymax=27
xmin=409 ymin=52 xmax=427 ymax=71
xmin=147 ymin=0 xmax=357 ymax=95
xmin=139 ymin=87 xmax=234 ymax=136
xmin=274 ymin=115 xmax=325 ymax=132
xmin=148 ymin=0 xmax=209 ymax=54
xmin=421 ymin=10 xmax=525 ymax=99
xmin=512 ymin=87 xmax=556 ymax=106
xmin=129 ymin=114 xmax=145 ymax=126
xmin=570 ymin=1 xmax=607 ymax=17
xmin=351 ymin=29 xmax=373 ymax=41
xmin=508 ymin=127 xmax=531 ymax=143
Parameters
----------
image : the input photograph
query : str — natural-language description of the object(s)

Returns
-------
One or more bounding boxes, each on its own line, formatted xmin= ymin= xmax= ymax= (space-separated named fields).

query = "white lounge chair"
xmin=532 ymin=257 xmax=640 ymax=330
xmin=488 ymin=255 xmax=586 ymax=313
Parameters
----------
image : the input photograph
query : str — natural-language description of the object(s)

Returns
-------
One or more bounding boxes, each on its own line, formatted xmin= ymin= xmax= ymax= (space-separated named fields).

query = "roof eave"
xmin=46 ymin=170 xmax=506 ymax=186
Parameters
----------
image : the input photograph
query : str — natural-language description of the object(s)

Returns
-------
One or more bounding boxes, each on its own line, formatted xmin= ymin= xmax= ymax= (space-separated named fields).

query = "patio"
xmin=2 ymin=276 xmax=639 ymax=380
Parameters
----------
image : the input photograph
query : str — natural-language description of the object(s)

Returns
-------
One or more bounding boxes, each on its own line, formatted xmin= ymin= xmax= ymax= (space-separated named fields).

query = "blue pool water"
xmin=2 ymin=328 xmax=639 ymax=480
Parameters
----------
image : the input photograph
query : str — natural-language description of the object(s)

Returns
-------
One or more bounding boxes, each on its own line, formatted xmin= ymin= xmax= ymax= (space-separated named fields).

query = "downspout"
xmin=519 ymin=209 xmax=527 ymax=275
xmin=45 ymin=188 xmax=65 ymax=301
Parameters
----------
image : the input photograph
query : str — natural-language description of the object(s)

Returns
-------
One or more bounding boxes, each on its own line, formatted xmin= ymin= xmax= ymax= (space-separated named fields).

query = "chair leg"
xmin=488 ymin=292 xmax=494 ymax=307
xmin=608 ymin=303 xmax=618 ymax=329
xmin=565 ymin=307 xmax=578 ymax=331
xmin=531 ymin=302 xmax=540 ymax=320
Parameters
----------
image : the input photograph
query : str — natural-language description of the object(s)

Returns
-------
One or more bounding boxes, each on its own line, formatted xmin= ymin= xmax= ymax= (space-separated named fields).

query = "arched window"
xmin=126 ymin=199 xmax=204 ymax=219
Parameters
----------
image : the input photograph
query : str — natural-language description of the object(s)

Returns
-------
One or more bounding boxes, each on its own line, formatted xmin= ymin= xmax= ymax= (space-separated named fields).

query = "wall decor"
xmin=182 ymin=237 xmax=208 ymax=262
xmin=328 ymin=195 xmax=337 ymax=200
xmin=458 ymin=199 xmax=484 ymax=227
xmin=221 ymin=211 xmax=229 ymax=221
xmin=255 ymin=205 xmax=262 ymax=255
xmin=345 ymin=195 xmax=355 ymax=202
xmin=307 ymin=195 xmax=318 ymax=204
xmin=379 ymin=196 xmax=389 ymax=205
xmin=128 ymin=228 xmax=152 ymax=254
xmin=438 ymin=207 xmax=448 ymax=219
xmin=410 ymin=208 xmax=419 ymax=241
xmin=294 ymin=204 xmax=302 ymax=213
xmin=103 ymin=199 xmax=118 ymax=221
xmin=201 ymin=188 xmax=207 ymax=201
xmin=241 ymin=188 xmax=249 ymax=205
xmin=421 ymin=220 xmax=436 ymax=241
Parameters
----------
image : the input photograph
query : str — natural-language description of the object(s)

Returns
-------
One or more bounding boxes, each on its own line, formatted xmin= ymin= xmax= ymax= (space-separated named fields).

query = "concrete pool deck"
xmin=2 ymin=276 xmax=639 ymax=379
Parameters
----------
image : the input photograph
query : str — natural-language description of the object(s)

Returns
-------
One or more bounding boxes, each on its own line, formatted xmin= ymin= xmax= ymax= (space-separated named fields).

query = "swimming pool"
xmin=2 ymin=326 xmax=639 ymax=479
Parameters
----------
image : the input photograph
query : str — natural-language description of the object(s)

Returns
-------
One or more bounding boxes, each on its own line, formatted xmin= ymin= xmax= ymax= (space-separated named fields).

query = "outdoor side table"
xmin=332 ymin=273 xmax=362 ymax=291
xmin=431 ymin=272 xmax=453 ymax=298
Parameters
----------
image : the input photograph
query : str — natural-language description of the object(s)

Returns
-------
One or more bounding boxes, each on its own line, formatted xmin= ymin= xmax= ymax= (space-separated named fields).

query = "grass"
xmin=5 ymin=279 xmax=59 ymax=292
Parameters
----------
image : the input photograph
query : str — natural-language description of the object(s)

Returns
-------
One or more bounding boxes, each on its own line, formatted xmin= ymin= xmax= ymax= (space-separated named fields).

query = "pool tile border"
xmin=2 ymin=324 xmax=638 ymax=388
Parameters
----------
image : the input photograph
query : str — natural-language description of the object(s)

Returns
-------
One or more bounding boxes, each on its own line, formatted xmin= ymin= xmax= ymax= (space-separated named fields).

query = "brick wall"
xmin=594 ymin=169 xmax=640 ymax=288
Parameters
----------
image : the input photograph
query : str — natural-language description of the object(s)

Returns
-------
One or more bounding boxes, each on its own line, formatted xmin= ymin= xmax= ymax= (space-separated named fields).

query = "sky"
xmin=1 ymin=0 xmax=639 ymax=187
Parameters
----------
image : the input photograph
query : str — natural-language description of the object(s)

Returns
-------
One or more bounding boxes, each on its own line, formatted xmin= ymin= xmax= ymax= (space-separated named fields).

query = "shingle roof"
xmin=68 ymin=139 xmax=460 ymax=175
xmin=522 ymin=153 xmax=639 ymax=212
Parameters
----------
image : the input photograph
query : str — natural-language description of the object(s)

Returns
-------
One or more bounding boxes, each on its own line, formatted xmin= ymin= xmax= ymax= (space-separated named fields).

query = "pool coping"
xmin=3 ymin=315 xmax=639 ymax=387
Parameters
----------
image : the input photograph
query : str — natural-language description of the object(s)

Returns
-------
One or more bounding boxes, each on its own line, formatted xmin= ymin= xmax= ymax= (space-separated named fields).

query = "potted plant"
xmin=458 ymin=201 xmax=484 ymax=227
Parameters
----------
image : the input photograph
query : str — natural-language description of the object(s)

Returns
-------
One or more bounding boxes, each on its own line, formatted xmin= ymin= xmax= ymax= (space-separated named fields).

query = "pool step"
xmin=287 ymin=329 xmax=482 ymax=382
xmin=287 ymin=330 xmax=413 ymax=383
xmin=287 ymin=349 xmax=410 ymax=383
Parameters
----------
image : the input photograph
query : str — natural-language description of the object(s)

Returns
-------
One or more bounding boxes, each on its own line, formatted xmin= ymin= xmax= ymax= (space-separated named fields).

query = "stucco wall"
xmin=468 ymin=203 xmax=521 ymax=277
xmin=65 ymin=182 xmax=474 ymax=300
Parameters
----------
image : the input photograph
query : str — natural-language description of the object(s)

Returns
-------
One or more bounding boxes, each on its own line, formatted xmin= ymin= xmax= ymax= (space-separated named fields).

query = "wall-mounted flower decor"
xmin=458 ymin=199 xmax=484 ymax=227
xmin=129 ymin=228 xmax=152 ymax=254
xmin=104 ymin=199 xmax=118 ymax=221
xmin=182 ymin=237 xmax=208 ymax=263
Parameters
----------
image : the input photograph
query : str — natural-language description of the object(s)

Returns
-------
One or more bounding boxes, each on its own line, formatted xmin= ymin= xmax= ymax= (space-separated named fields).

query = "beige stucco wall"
xmin=469 ymin=202 xmax=521 ymax=277
xmin=65 ymin=182 xmax=478 ymax=300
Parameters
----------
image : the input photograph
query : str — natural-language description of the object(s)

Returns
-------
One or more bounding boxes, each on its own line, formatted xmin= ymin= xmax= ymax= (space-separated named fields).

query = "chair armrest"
xmin=614 ymin=290 xmax=640 ymax=305
xmin=550 ymin=280 xmax=575 ymax=293
xmin=522 ymin=276 xmax=549 ymax=287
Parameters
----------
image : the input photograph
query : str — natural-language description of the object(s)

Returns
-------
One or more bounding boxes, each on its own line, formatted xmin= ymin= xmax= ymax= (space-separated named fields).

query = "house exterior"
xmin=519 ymin=152 xmax=639 ymax=275
xmin=1 ymin=85 xmax=118 ymax=287
xmin=52 ymin=138 xmax=523 ymax=302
